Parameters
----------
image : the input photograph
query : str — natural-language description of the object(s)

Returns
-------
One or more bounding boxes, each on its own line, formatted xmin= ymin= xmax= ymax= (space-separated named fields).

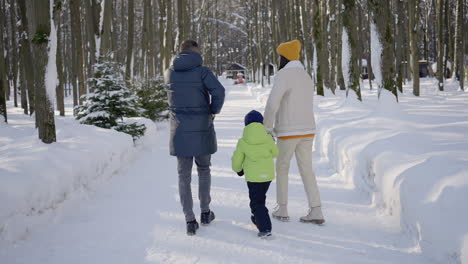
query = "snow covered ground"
xmin=0 ymin=78 xmax=466 ymax=263
xmin=0 ymin=102 xmax=157 ymax=246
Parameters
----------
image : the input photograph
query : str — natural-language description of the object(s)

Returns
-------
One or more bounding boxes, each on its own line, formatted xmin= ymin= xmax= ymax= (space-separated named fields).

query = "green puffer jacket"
xmin=232 ymin=123 xmax=279 ymax=182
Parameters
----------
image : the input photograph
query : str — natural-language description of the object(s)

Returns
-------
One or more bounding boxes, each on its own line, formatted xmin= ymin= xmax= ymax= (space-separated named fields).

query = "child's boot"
xmin=272 ymin=205 xmax=289 ymax=221
xmin=300 ymin=206 xmax=325 ymax=225
xmin=258 ymin=230 xmax=272 ymax=239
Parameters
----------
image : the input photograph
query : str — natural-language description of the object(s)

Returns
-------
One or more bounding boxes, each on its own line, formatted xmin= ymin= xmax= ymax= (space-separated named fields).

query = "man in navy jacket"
xmin=165 ymin=40 xmax=225 ymax=235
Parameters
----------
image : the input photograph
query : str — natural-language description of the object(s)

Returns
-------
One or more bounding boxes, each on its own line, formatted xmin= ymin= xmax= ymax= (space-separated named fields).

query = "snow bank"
xmin=0 ymin=104 xmax=157 ymax=245
xmin=248 ymin=79 xmax=468 ymax=263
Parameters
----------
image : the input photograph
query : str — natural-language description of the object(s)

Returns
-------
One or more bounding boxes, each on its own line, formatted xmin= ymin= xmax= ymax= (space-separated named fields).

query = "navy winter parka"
xmin=165 ymin=51 xmax=225 ymax=157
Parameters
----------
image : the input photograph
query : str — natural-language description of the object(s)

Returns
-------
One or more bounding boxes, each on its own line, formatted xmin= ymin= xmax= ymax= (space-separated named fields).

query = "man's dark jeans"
xmin=247 ymin=181 xmax=272 ymax=232
xmin=177 ymin=155 xmax=211 ymax=222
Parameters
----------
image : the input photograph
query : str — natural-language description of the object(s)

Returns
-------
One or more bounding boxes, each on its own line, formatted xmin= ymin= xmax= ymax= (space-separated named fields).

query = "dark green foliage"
xmin=114 ymin=122 xmax=147 ymax=140
xmin=32 ymin=30 xmax=49 ymax=44
xmin=75 ymin=58 xmax=146 ymax=140
xmin=53 ymin=1 xmax=62 ymax=12
xmin=135 ymin=77 xmax=169 ymax=121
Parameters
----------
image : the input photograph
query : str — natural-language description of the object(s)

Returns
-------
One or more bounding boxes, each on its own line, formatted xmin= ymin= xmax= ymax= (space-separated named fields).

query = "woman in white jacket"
xmin=264 ymin=40 xmax=325 ymax=224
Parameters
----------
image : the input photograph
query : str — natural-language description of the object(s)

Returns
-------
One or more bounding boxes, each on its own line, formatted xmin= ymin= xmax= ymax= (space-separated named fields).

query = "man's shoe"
xmin=200 ymin=210 xmax=215 ymax=226
xmin=300 ymin=206 xmax=325 ymax=225
xmin=272 ymin=205 xmax=289 ymax=222
xmin=186 ymin=220 xmax=199 ymax=236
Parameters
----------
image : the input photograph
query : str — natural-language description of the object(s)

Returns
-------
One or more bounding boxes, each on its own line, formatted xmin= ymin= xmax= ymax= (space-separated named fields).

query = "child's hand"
xmin=266 ymin=129 xmax=276 ymax=142
xmin=237 ymin=170 xmax=244 ymax=176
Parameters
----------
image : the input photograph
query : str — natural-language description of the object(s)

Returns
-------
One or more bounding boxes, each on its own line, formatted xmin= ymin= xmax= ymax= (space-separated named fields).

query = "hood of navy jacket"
xmin=173 ymin=52 xmax=203 ymax=71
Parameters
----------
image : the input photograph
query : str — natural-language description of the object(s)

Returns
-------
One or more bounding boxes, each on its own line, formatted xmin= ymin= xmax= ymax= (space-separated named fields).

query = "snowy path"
xmin=2 ymin=84 xmax=428 ymax=264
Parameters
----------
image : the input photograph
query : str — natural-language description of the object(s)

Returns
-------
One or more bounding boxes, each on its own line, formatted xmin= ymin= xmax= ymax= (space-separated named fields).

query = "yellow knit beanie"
xmin=276 ymin=40 xmax=301 ymax=61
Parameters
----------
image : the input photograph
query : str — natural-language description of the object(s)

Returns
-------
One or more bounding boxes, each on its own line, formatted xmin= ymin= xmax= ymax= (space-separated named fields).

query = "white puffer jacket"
xmin=264 ymin=61 xmax=316 ymax=137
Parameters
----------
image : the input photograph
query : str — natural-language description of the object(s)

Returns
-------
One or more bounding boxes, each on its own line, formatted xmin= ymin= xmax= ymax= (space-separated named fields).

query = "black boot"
xmin=258 ymin=230 xmax=272 ymax=239
xmin=186 ymin=220 xmax=199 ymax=236
xmin=200 ymin=210 xmax=215 ymax=226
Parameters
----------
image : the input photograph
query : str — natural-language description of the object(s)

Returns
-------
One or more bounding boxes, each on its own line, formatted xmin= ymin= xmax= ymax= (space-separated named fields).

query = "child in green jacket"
xmin=232 ymin=110 xmax=279 ymax=238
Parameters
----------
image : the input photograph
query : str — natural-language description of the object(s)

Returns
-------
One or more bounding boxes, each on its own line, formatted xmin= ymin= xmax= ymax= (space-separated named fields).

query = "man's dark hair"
xmin=180 ymin=40 xmax=199 ymax=52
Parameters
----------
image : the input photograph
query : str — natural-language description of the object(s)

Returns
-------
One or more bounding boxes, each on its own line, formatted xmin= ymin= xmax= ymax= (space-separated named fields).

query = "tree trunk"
xmin=84 ymin=0 xmax=97 ymax=80
xmin=125 ymin=0 xmax=134 ymax=81
xmin=367 ymin=4 xmax=374 ymax=90
xmin=436 ymin=0 xmax=444 ymax=90
xmin=9 ymin=0 xmax=19 ymax=107
xmin=2 ymin=0 xmax=10 ymax=102
xmin=100 ymin=0 xmax=113 ymax=57
xmin=18 ymin=0 xmax=36 ymax=115
xmin=328 ymin=0 xmax=337 ymax=93
xmin=395 ymin=0 xmax=405 ymax=92
xmin=453 ymin=0 xmax=464 ymax=90
xmin=336 ymin=0 xmax=346 ymax=90
xmin=409 ymin=0 xmax=420 ymax=96
xmin=343 ymin=0 xmax=362 ymax=100
xmin=0 ymin=0 xmax=7 ymax=122
xmin=31 ymin=0 xmax=56 ymax=143
xmin=313 ymin=0 xmax=324 ymax=95
xmin=54 ymin=0 xmax=65 ymax=115
xmin=299 ymin=0 xmax=313 ymax=76
xmin=370 ymin=0 xmax=398 ymax=99
xmin=164 ymin=0 xmax=173 ymax=70
xmin=443 ymin=0 xmax=450 ymax=80
xmin=158 ymin=0 xmax=166 ymax=71
xmin=177 ymin=0 xmax=187 ymax=45
xmin=321 ymin=0 xmax=330 ymax=89
xmin=70 ymin=0 xmax=86 ymax=105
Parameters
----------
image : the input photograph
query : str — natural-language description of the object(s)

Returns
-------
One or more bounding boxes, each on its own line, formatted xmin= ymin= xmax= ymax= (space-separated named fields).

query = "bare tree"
xmin=18 ymin=0 xmax=35 ymax=115
xmin=70 ymin=0 xmax=86 ymax=105
xmin=409 ymin=0 xmax=420 ymax=96
xmin=343 ymin=0 xmax=362 ymax=101
xmin=8 ymin=0 xmax=19 ymax=107
xmin=54 ymin=0 xmax=65 ymax=115
xmin=125 ymin=0 xmax=135 ymax=81
xmin=436 ymin=0 xmax=444 ymax=91
xmin=0 ymin=0 xmax=7 ymax=122
xmin=100 ymin=0 xmax=114 ymax=57
xmin=453 ymin=0 xmax=464 ymax=90
xmin=370 ymin=0 xmax=398 ymax=99
xmin=30 ymin=0 xmax=56 ymax=143
xmin=313 ymin=0 xmax=324 ymax=96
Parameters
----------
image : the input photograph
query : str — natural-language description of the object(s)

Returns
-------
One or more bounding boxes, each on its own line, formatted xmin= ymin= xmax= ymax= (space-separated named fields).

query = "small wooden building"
xmin=419 ymin=60 xmax=431 ymax=77
xmin=225 ymin=63 xmax=248 ymax=79
xmin=402 ymin=60 xmax=435 ymax=79
xmin=361 ymin=59 xmax=369 ymax=79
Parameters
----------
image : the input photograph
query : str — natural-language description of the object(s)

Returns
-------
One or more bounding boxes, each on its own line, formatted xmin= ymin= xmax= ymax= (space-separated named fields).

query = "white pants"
xmin=276 ymin=137 xmax=322 ymax=208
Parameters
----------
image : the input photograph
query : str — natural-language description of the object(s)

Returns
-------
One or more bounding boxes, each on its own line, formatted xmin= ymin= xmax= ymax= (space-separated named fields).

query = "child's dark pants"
xmin=247 ymin=181 xmax=272 ymax=232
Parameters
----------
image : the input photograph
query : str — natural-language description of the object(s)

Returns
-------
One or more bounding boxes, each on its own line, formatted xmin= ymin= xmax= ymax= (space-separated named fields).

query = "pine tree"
xmin=75 ymin=59 xmax=146 ymax=140
xmin=135 ymin=76 xmax=168 ymax=122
